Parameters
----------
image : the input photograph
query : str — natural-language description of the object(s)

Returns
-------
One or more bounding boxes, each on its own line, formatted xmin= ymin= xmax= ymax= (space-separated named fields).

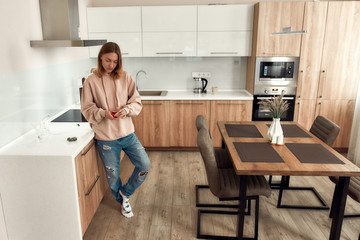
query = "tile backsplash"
xmin=0 ymin=59 xmax=93 ymax=148
xmin=91 ymin=56 xmax=248 ymax=90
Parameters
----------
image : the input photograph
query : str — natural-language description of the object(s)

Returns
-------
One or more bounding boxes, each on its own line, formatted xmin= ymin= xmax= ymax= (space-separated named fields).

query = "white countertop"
xmin=140 ymin=89 xmax=253 ymax=100
xmin=0 ymin=89 xmax=253 ymax=157
xmin=0 ymin=122 xmax=94 ymax=158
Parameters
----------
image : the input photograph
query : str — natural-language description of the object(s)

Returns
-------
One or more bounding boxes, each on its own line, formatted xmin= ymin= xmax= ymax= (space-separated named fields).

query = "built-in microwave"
xmin=254 ymin=57 xmax=300 ymax=87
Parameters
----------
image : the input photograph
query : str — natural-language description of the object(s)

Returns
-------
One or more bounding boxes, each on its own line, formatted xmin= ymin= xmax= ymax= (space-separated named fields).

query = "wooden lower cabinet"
xmin=210 ymin=100 xmax=252 ymax=147
xmin=169 ymin=100 xmax=211 ymax=147
xmin=132 ymin=101 xmax=169 ymax=147
xmin=75 ymin=140 xmax=108 ymax=235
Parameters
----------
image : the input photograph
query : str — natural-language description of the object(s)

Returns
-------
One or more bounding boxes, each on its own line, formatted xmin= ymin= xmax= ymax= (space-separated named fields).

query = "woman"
xmin=81 ymin=42 xmax=150 ymax=218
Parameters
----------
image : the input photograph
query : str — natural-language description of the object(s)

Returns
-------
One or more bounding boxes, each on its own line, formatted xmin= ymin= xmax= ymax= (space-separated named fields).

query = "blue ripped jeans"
xmin=96 ymin=133 xmax=150 ymax=204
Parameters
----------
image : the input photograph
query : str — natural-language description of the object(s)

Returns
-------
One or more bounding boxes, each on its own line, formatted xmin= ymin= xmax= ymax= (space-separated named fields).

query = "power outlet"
xmin=192 ymin=72 xmax=211 ymax=78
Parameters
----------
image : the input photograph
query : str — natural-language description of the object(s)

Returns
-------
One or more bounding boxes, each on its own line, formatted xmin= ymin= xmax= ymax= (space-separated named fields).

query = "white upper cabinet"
xmin=142 ymin=6 xmax=197 ymax=57
xmin=142 ymin=6 xmax=197 ymax=32
xmin=197 ymin=5 xmax=253 ymax=56
xmin=87 ymin=7 xmax=142 ymax=58
xmin=198 ymin=32 xmax=252 ymax=56
xmin=87 ymin=7 xmax=141 ymax=33
xmin=88 ymin=33 xmax=142 ymax=58
xmin=142 ymin=32 xmax=196 ymax=57
xmin=198 ymin=5 xmax=253 ymax=31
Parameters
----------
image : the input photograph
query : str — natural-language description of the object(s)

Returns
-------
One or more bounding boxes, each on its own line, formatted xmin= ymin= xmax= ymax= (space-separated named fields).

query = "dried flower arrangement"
xmin=258 ymin=93 xmax=290 ymax=119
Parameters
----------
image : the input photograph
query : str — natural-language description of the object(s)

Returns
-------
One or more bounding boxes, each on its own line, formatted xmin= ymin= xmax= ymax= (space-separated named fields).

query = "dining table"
xmin=217 ymin=121 xmax=360 ymax=240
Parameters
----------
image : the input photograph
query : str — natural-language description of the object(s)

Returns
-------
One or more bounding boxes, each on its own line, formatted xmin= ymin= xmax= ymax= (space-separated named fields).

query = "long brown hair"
xmin=96 ymin=42 xmax=123 ymax=79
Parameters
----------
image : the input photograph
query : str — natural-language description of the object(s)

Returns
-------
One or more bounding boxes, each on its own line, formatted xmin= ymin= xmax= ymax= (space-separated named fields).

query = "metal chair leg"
xmin=277 ymin=176 xmax=329 ymax=210
xmin=196 ymin=196 xmax=259 ymax=240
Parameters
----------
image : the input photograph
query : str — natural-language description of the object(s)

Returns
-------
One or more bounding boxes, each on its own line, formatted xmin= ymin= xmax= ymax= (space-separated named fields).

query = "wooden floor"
xmin=84 ymin=151 xmax=360 ymax=240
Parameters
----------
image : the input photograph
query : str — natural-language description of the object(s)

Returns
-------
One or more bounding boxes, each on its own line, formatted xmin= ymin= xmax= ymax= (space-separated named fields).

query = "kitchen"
xmin=1 ymin=0 xmax=360 ymax=240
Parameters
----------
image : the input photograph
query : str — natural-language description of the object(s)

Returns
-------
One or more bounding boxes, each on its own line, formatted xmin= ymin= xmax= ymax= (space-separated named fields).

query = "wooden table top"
xmin=218 ymin=121 xmax=360 ymax=177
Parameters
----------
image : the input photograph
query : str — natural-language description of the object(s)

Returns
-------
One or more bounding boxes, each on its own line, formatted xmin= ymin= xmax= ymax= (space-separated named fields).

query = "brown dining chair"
xmin=195 ymin=115 xmax=236 ymax=208
xmin=329 ymin=176 xmax=360 ymax=218
xmin=276 ymin=115 xmax=340 ymax=210
xmin=196 ymin=126 xmax=271 ymax=239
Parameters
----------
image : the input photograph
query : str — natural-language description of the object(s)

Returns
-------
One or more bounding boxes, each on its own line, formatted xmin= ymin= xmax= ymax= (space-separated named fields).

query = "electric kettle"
xmin=193 ymin=77 xmax=208 ymax=93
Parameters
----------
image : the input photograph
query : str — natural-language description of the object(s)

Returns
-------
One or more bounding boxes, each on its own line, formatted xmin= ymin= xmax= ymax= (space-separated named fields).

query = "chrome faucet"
xmin=135 ymin=70 xmax=149 ymax=90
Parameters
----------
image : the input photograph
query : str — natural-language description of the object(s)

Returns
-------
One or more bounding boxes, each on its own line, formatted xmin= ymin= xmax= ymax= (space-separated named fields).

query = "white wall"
xmin=0 ymin=0 xmax=94 ymax=148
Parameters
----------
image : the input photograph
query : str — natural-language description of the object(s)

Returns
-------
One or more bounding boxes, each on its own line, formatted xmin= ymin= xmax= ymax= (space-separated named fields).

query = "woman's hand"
xmin=105 ymin=110 xmax=117 ymax=120
xmin=116 ymin=109 xmax=127 ymax=119
xmin=107 ymin=109 xmax=127 ymax=119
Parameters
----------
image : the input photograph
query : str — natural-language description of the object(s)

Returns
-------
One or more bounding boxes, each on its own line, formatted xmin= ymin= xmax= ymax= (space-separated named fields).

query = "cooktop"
xmin=51 ymin=109 xmax=87 ymax=122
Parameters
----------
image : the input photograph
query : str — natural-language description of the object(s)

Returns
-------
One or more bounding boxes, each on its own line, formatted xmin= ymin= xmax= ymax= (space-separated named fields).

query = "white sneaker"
xmin=119 ymin=190 xmax=133 ymax=218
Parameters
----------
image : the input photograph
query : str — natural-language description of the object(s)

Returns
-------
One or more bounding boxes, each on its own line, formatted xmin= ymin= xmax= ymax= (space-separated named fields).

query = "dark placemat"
xmin=266 ymin=124 xmax=311 ymax=138
xmin=225 ymin=124 xmax=263 ymax=138
xmin=286 ymin=143 xmax=344 ymax=164
xmin=233 ymin=142 xmax=284 ymax=163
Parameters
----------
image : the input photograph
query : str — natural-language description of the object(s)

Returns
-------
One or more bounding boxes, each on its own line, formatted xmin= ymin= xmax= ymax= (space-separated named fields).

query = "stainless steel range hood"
xmin=30 ymin=0 xmax=106 ymax=47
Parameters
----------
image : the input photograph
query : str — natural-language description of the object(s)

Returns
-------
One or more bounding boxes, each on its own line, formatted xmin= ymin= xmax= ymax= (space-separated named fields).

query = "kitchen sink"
xmin=138 ymin=90 xmax=168 ymax=96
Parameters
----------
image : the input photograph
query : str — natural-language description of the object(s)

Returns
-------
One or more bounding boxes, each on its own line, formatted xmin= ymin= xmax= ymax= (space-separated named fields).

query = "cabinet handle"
xmin=156 ymin=52 xmax=183 ymax=55
xmin=210 ymin=52 xmax=237 ymax=55
xmin=262 ymin=52 xmax=294 ymax=55
xmin=217 ymin=103 xmax=245 ymax=105
xmin=319 ymin=70 xmax=326 ymax=98
xmin=122 ymin=52 xmax=129 ymax=55
xmin=82 ymin=141 xmax=95 ymax=156
xmin=298 ymin=70 xmax=304 ymax=98
xmin=317 ymin=102 xmax=322 ymax=116
xmin=176 ymin=102 xmax=203 ymax=105
xmin=85 ymin=176 xmax=100 ymax=196
xmin=143 ymin=103 xmax=162 ymax=106
xmin=297 ymin=102 xmax=301 ymax=121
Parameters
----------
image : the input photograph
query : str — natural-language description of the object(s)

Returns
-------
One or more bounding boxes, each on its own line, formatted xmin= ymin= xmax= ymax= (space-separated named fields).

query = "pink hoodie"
xmin=81 ymin=71 xmax=142 ymax=141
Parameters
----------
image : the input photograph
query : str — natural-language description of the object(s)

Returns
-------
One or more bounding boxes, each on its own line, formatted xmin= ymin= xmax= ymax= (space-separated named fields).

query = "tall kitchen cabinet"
xmin=246 ymin=1 xmax=305 ymax=94
xmin=87 ymin=7 xmax=142 ymax=57
xmin=296 ymin=1 xmax=360 ymax=149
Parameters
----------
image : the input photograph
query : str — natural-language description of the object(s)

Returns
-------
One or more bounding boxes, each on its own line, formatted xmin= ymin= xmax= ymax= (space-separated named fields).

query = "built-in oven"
xmin=252 ymin=86 xmax=297 ymax=121
xmin=252 ymin=94 xmax=296 ymax=121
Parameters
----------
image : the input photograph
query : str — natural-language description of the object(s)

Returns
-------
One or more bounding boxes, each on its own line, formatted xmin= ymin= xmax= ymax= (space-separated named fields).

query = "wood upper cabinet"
xmin=132 ymin=101 xmax=169 ymax=147
xmin=318 ymin=2 xmax=360 ymax=100
xmin=210 ymin=101 xmax=252 ymax=147
xmin=169 ymin=100 xmax=210 ymax=147
xmin=253 ymin=2 xmax=304 ymax=57
xmin=75 ymin=140 xmax=107 ymax=235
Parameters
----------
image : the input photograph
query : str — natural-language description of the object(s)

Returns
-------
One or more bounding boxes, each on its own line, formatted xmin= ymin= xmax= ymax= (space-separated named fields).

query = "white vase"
xmin=268 ymin=118 xmax=284 ymax=145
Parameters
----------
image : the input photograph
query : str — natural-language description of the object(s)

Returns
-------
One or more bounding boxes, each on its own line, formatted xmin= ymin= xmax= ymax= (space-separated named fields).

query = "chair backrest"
xmin=196 ymin=115 xmax=209 ymax=132
xmin=310 ymin=115 xmax=340 ymax=147
xmin=197 ymin=127 xmax=220 ymax=195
